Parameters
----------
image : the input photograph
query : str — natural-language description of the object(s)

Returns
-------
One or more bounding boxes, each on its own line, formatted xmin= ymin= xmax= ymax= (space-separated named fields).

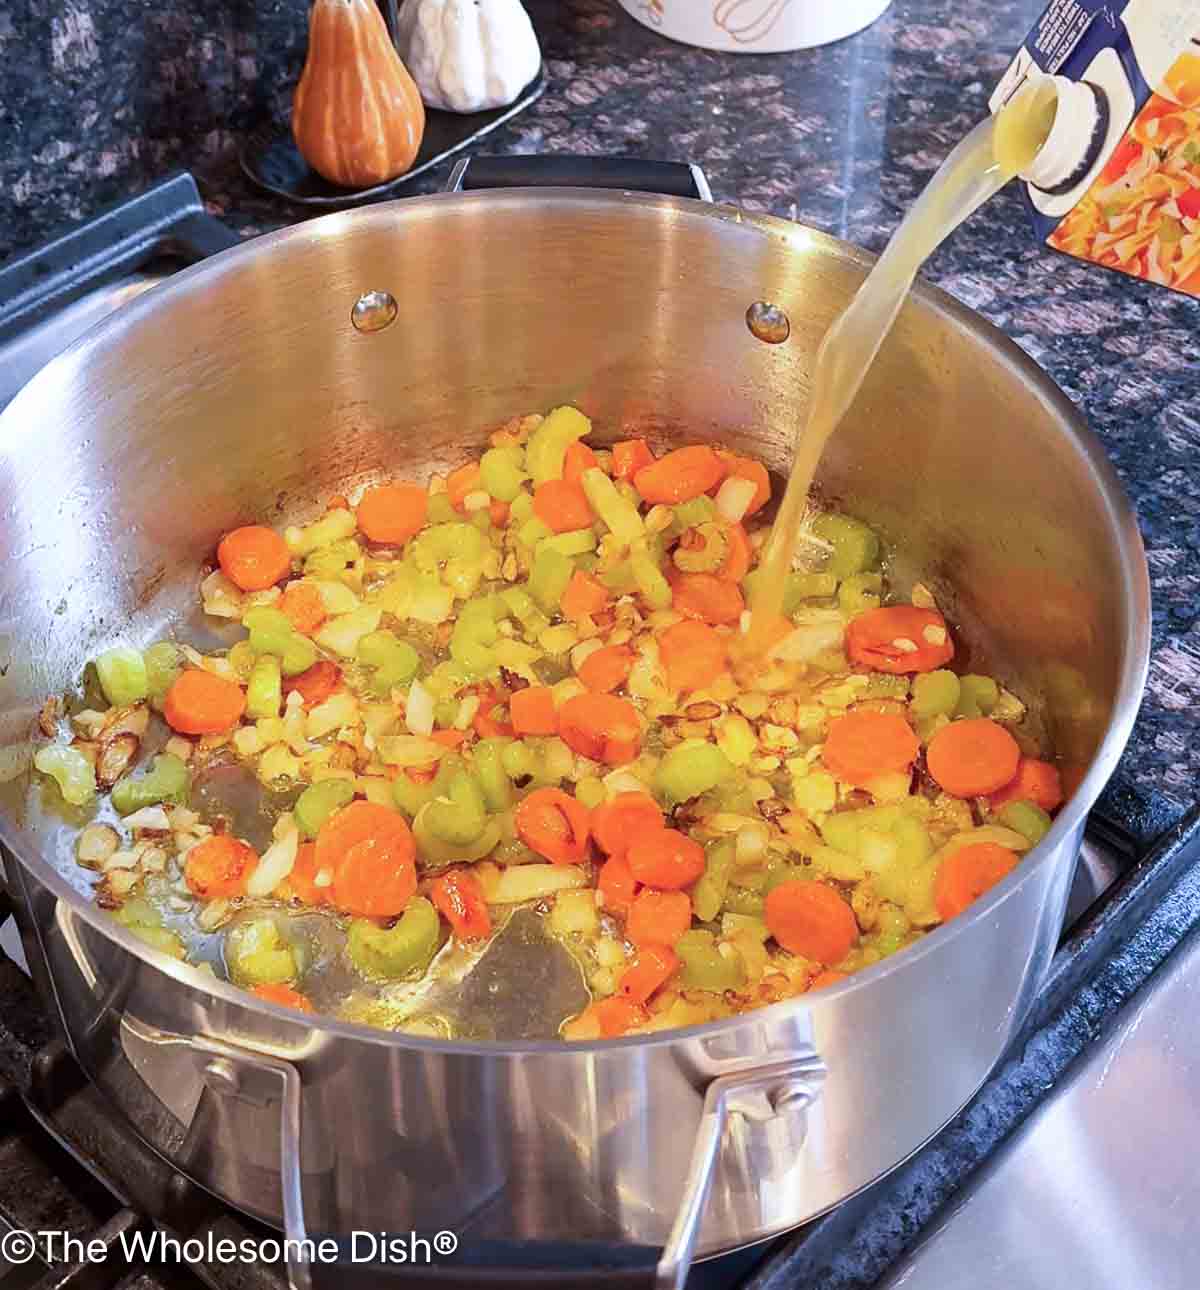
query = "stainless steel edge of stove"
xmin=0 ymin=189 xmax=1149 ymax=1281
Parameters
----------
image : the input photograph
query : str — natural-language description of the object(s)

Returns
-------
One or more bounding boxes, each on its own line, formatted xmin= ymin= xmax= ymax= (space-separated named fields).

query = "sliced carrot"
xmin=185 ymin=835 xmax=258 ymax=900
xmin=927 ymin=718 xmax=1021 ymax=798
xmin=283 ymin=660 xmax=341 ymax=708
xmin=634 ymin=445 xmax=726 ymax=504
xmin=846 ymin=606 xmax=954 ymax=674
xmin=934 ymin=842 xmax=1019 ymax=920
xmin=251 ymin=983 xmax=314 ymax=1012
xmin=717 ymin=523 xmax=752 ymax=582
xmin=988 ymin=757 xmax=1064 ymax=812
xmin=627 ymin=829 xmax=706 ymax=890
xmin=765 ymin=881 xmax=858 ymax=965
xmin=510 ymin=686 xmax=559 ymax=736
xmin=718 ymin=456 xmax=770 ymax=515
xmin=561 ymin=569 xmax=610 ymax=621
xmin=327 ymin=494 xmax=350 ymax=511
xmin=618 ymin=945 xmax=679 ymax=1005
xmin=563 ymin=440 xmax=599 ymax=485
xmin=514 ymin=787 xmax=590 ymax=864
xmin=446 ymin=462 xmax=483 ymax=512
xmin=597 ymin=855 xmax=639 ymax=915
xmin=659 ymin=619 xmax=728 ymax=693
xmin=612 ymin=439 xmax=655 ymax=481
xmin=808 ymin=970 xmax=848 ymax=991
xmin=280 ymin=842 xmax=333 ymax=906
xmin=592 ymin=792 xmax=664 ymax=860
xmin=558 ymin=693 xmax=642 ymax=765
xmin=489 ymin=499 xmax=510 ymax=528
xmin=164 ymin=669 xmax=246 ymax=735
xmin=672 ymin=572 xmax=744 ymax=626
xmin=430 ymin=729 xmax=468 ymax=749
xmin=533 ymin=478 xmax=593 ymax=533
xmin=594 ymin=995 xmax=649 ymax=1037
xmin=431 ymin=869 xmax=492 ymax=941
xmin=578 ymin=645 xmax=634 ymax=694
xmin=279 ymin=581 xmax=327 ymax=635
xmin=472 ymin=685 xmax=513 ymax=738
xmin=822 ymin=710 xmax=919 ymax=789
xmin=356 ymin=483 xmax=428 ymax=545
xmin=319 ymin=801 xmax=417 ymax=918
xmin=217 ymin=525 xmax=291 ymax=592
xmin=625 ymin=889 xmax=692 ymax=948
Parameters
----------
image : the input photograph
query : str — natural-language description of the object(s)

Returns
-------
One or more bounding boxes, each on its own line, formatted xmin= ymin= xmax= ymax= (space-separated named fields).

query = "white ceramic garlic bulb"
xmin=395 ymin=0 xmax=542 ymax=114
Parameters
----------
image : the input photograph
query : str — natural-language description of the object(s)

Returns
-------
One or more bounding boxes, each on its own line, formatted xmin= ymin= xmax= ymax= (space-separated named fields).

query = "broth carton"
xmin=991 ymin=1 xmax=1200 ymax=295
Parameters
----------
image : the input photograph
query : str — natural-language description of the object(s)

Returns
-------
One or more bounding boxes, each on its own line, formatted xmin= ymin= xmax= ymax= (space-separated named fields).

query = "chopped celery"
xmin=500 ymin=585 xmax=551 ymax=636
xmin=581 ymin=467 xmax=645 ymax=544
xmin=358 ymin=630 xmax=420 ymax=697
xmin=287 ymin=508 xmax=356 ymax=557
xmin=34 ymin=745 xmax=96 ymax=806
xmin=811 ymin=513 xmax=880 ymax=579
xmin=371 ymin=565 xmax=455 ymax=626
xmin=474 ymin=738 xmax=514 ymax=811
xmin=911 ymin=669 xmax=961 ymax=720
xmin=479 ymin=447 xmax=528 ymax=502
xmin=673 ymin=496 xmax=718 ymax=530
xmin=675 ymin=930 xmax=745 ymax=991
xmin=246 ymin=656 xmax=283 ymax=719
xmin=509 ymin=492 xmax=535 ymax=524
xmin=540 ymin=529 xmax=597 ymax=558
xmin=501 ymin=740 xmax=538 ymax=782
xmin=630 ymin=538 xmax=671 ymax=609
xmin=956 ymin=674 xmax=999 ymax=718
xmin=244 ymin=607 xmax=298 ymax=656
xmin=143 ymin=642 xmax=183 ymax=709
xmin=838 ymin=571 xmax=883 ymax=616
xmin=314 ymin=606 xmax=382 ymax=660
xmin=393 ymin=770 xmax=438 ymax=818
xmin=294 ymin=779 xmax=355 ymax=838
xmin=529 ymin=547 xmax=574 ymax=614
xmin=692 ymin=839 xmax=736 ymax=923
xmin=519 ymin=516 xmax=555 ymax=548
xmin=426 ymin=494 xmax=457 ymax=525
xmin=672 ymin=522 xmax=728 ymax=573
xmin=282 ymin=635 xmax=319 ymax=676
xmin=818 ymin=811 xmax=861 ymax=856
xmin=998 ymin=800 xmax=1051 ymax=845
xmin=303 ymin=537 xmax=360 ymax=579
xmin=112 ymin=900 xmax=186 ymax=959
xmin=791 ymin=769 xmax=837 ymax=815
xmin=599 ymin=560 xmax=638 ymax=594
xmin=656 ymin=739 xmax=733 ymax=804
xmin=111 ymin=754 xmax=189 ymax=815
xmin=450 ymin=596 xmax=502 ymax=675
xmin=420 ymin=770 xmax=488 ymax=846
xmin=409 ymin=523 xmax=485 ymax=574
xmin=95 ymin=646 xmax=149 ymax=708
xmin=226 ymin=919 xmax=297 ymax=986
xmin=575 ymin=776 xmax=606 ymax=810
xmin=227 ymin=639 xmax=258 ymax=681
xmin=744 ymin=569 xmax=839 ymax=612
xmin=526 ymin=405 xmax=591 ymax=484
xmin=413 ymin=810 xmax=501 ymax=866
xmin=347 ymin=898 xmax=441 ymax=981
xmin=722 ymin=885 xmax=766 ymax=916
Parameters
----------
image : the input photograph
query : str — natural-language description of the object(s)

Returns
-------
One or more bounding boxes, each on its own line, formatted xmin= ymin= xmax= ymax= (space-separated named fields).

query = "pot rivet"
xmin=203 ymin=1058 xmax=242 ymax=1097
xmin=746 ymin=301 xmax=790 ymax=344
xmin=351 ymin=290 xmax=398 ymax=334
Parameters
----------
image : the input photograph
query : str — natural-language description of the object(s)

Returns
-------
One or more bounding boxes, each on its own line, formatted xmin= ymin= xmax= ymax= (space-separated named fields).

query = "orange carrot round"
xmin=217 ymin=525 xmax=291 ymax=592
xmin=429 ymin=729 xmax=468 ymax=749
xmin=634 ymin=445 xmax=725 ymax=504
xmin=559 ymin=693 xmax=642 ymax=765
xmin=597 ymin=855 xmax=639 ymax=915
xmin=280 ymin=842 xmax=332 ymax=906
xmin=356 ymin=483 xmax=428 ymax=545
xmin=592 ymin=793 xmax=665 ymax=860
xmin=446 ymin=462 xmax=482 ymax=512
xmin=510 ymin=686 xmax=559 ymax=736
xmin=612 ymin=439 xmax=655 ymax=481
xmin=765 ymin=881 xmax=858 ymax=965
xmin=279 ymin=582 xmax=327 ymax=635
xmin=489 ymin=499 xmax=510 ymax=528
xmin=846 ymin=606 xmax=954 ymax=674
xmin=659 ymin=619 xmax=728 ymax=693
xmin=185 ymin=835 xmax=258 ymax=900
xmin=618 ymin=945 xmax=679 ymax=1005
xmin=251 ymin=983 xmax=314 ymax=1012
xmin=164 ymin=669 xmax=246 ymax=735
xmin=808 ymin=970 xmax=848 ymax=991
xmin=283 ymin=659 xmax=341 ymax=707
xmin=514 ymin=787 xmax=590 ymax=864
xmin=561 ymin=569 xmax=610 ymax=621
xmin=578 ymin=645 xmax=635 ymax=694
xmin=625 ymin=889 xmax=692 ymax=948
xmin=934 ymin=842 xmax=1019 ymax=920
xmin=988 ymin=757 xmax=1064 ymax=812
xmin=627 ymin=829 xmax=706 ymax=890
xmin=927 ymin=718 xmax=1021 ymax=798
xmin=431 ymin=869 xmax=491 ymax=941
xmin=594 ymin=995 xmax=649 ymax=1037
xmin=718 ymin=523 xmax=752 ymax=582
xmin=533 ymin=478 xmax=594 ymax=533
xmin=319 ymin=802 xmax=417 ymax=918
xmin=671 ymin=572 xmax=744 ymax=625
xmin=822 ymin=710 xmax=919 ymax=789
xmin=563 ymin=440 xmax=599 ymax=484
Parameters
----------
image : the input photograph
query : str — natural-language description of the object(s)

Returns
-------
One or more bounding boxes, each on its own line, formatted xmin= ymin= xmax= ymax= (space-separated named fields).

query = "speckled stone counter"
xmin=2 ymin=0 xmax=1196 ymax=812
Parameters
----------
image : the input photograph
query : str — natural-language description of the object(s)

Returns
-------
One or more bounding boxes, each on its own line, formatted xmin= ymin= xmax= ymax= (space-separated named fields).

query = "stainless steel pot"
xmin=0 ymin=159 xmax=1149 ymax=1289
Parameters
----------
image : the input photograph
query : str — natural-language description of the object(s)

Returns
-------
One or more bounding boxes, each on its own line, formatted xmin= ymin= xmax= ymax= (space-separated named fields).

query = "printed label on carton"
xmin=993 ymin=0 xmax=1200 ymax=295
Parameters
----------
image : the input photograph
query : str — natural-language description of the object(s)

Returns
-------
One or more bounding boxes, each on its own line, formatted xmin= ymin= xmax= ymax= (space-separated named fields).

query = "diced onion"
xmin=201 ymin=570 xmax=246 ymax=619
xmin=454 ymin=695 xmax=480 ymax=730
xmin=123 ymin=806 xmax=171 ymax=831
xmin=376 ymin=735 xmax=445 ymax=767
xmin=405 ymin=679 xmax=435 ymax=736
xmin=715 ymin=477 xmax=756 ymax=524
xmin=491 ymin=864 xmax=588 ymax=904
xmin=735 ymin=821 xmax=770 ymax=866
xmin=245 ymin=829 xmax=298 ymax=897
xmin=463 ymin=489 xmax=491 ymax=513
xmin=770 ymin=612 xmax=845 ymax=662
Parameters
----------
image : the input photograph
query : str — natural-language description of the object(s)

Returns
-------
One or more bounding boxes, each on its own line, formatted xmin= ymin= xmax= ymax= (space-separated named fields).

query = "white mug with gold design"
xmin=618 ymin=0 xmax=892 ymax=52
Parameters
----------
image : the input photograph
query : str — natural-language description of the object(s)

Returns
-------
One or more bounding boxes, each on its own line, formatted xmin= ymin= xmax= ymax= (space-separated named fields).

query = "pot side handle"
xmin=189 ymin=1035 xmax=824 ymax=1290
xmin=446 ymin=155 xmax=714 ymax=202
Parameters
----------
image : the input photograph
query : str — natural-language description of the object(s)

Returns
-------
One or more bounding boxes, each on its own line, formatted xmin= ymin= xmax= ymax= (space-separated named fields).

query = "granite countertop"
xmin=1 ymin=0 xmax=1196 ymax=820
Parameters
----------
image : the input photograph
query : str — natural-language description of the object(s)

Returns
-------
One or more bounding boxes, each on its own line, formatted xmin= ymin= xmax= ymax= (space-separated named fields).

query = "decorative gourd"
xmin=395 ymin=0 xmax=541 ymax=114
xmin=292 ymin=0 xmax=426 ymax=188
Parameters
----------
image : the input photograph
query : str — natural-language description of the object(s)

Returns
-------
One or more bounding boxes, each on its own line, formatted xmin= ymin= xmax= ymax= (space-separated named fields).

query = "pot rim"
xmin=0 ymin=188 xmax=1152 ymax=1057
